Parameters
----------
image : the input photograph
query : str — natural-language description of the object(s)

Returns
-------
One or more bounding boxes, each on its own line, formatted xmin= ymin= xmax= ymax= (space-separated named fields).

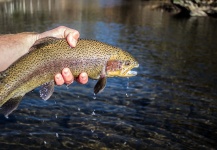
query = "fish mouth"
xmin=107 ymin=63 xmax=139 ymax=77
xmin=126 ymin=70 xmax=137 ymax=76
xmin=125 ymin=63 xmax=139 ymax=77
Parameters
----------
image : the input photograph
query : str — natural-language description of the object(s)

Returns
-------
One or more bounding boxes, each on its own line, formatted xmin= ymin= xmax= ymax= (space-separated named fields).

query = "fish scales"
xmin=0 ymin=38 xmax=110 ymax=104
xmin=0 ymin=37 xmax=139 ymax=117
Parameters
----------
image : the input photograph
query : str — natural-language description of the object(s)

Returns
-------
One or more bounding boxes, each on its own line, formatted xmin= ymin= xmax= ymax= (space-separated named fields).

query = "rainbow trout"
xmin=0 ymin=37 xmax=139 ymax=117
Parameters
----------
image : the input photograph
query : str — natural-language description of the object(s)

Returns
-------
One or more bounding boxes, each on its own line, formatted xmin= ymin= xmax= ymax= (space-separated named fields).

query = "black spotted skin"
xmin=0 ymin=37 xmax=138 ymax=106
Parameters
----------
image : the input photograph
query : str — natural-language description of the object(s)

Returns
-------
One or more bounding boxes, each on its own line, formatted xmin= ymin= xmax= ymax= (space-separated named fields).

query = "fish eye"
xmin=125 ymin=60 xmax=130 ymax=66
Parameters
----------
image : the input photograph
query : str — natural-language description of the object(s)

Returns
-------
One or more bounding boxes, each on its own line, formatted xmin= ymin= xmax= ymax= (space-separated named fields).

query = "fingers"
xmin=76 ymin=72 xmax=88 ymax=84
xmin=63 ymin=27 xmax=80 ymax=47
xmin=55 ymin=70 xmax=88 ymax=86
xmin=66 ymin=32 xmax=78 ymax=47
xmin=58 ymin=26 xmax=80 ymax=47
xmin=38 ymin=26 xmax=80 ymax=47
xmin=55 ymin=73 xmax=65 ymax=86
xmin=55 ymin=68 xmax=74 ymax=85
xmin=62 ymin=68 xmax=74 ymax=85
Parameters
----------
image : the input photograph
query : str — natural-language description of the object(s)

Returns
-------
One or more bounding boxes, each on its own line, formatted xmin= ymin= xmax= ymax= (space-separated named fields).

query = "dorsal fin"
xmin=0 ymin=70 xmax=8 ymax=85
xmin=29 ymin=37 xmax=61 ymax=51
xmin=0 ymin=71 xmax=6 ymax=80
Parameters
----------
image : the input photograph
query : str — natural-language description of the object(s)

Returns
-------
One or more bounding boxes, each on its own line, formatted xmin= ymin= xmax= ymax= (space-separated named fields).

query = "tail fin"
xmin=0 ymin=96 xmax=23 ymax=118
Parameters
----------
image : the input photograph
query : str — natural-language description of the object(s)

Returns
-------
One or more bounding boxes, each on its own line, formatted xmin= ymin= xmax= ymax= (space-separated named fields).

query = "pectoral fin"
xmin=94 ymin=77 xmax=107 ymax=94
xmin=40 ymin=81 xmax=55 ymax=100
xmin=0 ymin=96 xmax=23 ymax=118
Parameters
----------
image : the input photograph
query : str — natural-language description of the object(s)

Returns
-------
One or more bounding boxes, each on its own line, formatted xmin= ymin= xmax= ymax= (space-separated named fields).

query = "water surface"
xmin=0 ymin=0 xmax=217 ymax=149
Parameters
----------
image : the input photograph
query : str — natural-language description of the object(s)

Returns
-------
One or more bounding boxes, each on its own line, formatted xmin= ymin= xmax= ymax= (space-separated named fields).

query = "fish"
xmin=0 ymin=37 xmax=139 ymax=118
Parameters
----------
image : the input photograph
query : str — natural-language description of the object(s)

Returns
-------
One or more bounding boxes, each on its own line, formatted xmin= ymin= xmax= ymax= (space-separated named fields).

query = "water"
xmin=0 ymin=0 xmax=217 ymax=149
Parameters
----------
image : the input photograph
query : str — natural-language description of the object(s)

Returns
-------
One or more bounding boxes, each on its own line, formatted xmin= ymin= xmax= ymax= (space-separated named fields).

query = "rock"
xmin=191 ymin=9 xmax=208 ymax=16
xmin=151 ymin=2 xmax=181 ymax=13
xmin=172 ymin=0 xmax=217 ymax=17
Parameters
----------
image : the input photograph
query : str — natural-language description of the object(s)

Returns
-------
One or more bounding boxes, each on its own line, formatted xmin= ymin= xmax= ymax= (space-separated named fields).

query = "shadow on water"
xmin=0 ymin=115 xmax=17 ymax=124
xmin=0 ymin=0 xmax=217 ymax=149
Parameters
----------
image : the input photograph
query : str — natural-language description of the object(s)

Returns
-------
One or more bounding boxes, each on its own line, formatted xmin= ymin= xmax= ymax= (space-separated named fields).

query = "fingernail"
xmin=63 ymin=68 xmax=69 ymax=76
xmin=81 ymin=74 xmax=86 ymax=81
xmin=71 ymin=39 xmax=77 ymax=47
xmin=56 ymin=74 xmax=61 ymax=80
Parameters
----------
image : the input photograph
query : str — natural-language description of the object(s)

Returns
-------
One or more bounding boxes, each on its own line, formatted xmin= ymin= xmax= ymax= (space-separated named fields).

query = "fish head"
xmin=106 ymin=49 xmax=139 ymax=77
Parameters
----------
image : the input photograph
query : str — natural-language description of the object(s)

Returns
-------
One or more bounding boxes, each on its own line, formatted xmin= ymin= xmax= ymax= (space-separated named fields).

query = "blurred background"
xmin=0 ymin=0 xmax=217 ymax=149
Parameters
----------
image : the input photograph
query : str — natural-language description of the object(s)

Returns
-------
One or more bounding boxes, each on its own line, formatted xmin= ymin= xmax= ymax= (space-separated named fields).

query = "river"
xmin=0 ymin=0 xmax=217 ymax=149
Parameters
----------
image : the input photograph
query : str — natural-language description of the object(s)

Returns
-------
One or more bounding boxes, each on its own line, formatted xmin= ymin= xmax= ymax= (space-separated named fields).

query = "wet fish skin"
xmin=0 ymin=37 xmax=139 ymax=117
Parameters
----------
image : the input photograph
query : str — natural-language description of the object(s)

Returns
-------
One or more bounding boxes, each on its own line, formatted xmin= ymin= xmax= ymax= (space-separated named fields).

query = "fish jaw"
xmin=121 ymin=62 xmax=139 ymax=77
xmin=106 ymin=61 xmax=139 ymax=77
xmin=125 ymin=70 xmax=138 ymax=77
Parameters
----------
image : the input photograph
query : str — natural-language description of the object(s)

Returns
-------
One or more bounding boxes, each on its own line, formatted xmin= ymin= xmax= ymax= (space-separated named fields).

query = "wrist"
xmin=0 ymin=32 xmax=39 ymax=71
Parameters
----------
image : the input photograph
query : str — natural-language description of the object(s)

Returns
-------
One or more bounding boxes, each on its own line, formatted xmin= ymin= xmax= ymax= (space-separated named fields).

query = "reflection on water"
xmin=0 ymin=0 xmax=217 ymax=149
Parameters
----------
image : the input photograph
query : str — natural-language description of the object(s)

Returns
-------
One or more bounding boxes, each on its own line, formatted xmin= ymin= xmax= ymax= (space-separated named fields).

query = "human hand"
xmin=55 ymin=68 xmax=88 ymax=85
xmin=0 ymin=26 xmax=88 ymax=84
xmin=38 ymin=26 xmax=88 ymax=85
xmin=37 ymin=26 xmax=79 ymax=48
